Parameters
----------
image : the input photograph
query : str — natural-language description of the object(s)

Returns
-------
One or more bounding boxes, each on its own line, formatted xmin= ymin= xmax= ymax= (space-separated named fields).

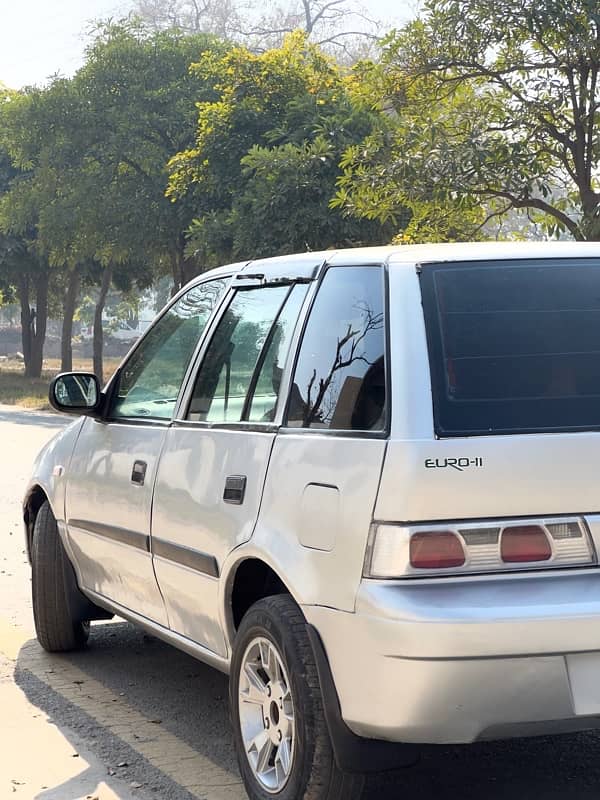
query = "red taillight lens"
xmin=501 ymin=525 xmax=552 ymax=563
xmin=410 ymin=531 xmax=465 ymax=569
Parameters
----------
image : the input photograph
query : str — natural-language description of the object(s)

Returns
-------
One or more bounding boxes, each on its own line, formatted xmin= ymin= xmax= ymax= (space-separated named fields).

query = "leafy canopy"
xmin=169 ymin=32 xmax=393 ymax=264
xmin=336 ymin=0 xmax=600 ymax=241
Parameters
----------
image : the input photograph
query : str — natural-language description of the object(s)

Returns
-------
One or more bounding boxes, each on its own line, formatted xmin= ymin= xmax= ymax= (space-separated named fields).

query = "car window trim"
xmin=279 ymin=262 xmax=391 ymax=439
xmin=93 ymin=415 xmax=172 ymax=428
xmin=277 ymin=426 xmax=389 ymax=440
xmin=268 ymin=276 xmax=322 ymax=425
xmin=382 ymin=261 xmax=392 ymax=437
xmin=171 ymin=419 xmax=279 ymax=434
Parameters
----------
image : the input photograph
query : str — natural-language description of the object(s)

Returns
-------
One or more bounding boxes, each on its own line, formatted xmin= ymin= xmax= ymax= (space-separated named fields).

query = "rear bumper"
xmin=304 ymin=570 xmax=600 ymax=744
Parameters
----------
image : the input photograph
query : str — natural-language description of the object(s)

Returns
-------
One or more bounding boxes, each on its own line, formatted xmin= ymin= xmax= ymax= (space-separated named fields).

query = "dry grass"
xmin=0 ymin=358 xmax=120 ymax=410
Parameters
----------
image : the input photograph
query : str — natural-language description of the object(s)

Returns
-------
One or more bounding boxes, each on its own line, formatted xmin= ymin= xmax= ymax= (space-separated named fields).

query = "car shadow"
xmin=14 ymin=621 xmax=600 ymax=800
xmin=12 ymin=649 xmax=200 ymax=800
xmin=14 ymin=624 xmax=241 ymax=800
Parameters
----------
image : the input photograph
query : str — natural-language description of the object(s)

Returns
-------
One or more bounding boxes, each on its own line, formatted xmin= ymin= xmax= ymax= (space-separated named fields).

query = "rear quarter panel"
xmin=230 ymin=432 xmax=387 ymax=613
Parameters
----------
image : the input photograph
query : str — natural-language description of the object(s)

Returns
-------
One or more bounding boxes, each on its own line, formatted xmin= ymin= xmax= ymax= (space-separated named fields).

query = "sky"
xmin=0 ymin=0 xmax=419 ymax=89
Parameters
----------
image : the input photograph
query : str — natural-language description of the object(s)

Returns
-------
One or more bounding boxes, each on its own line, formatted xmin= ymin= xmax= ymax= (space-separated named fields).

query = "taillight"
xmin=365 ymin=517 xmax=595 ymax=579
xmin=500 ymin=525 xmax=551 ymax=563
xmin=410 ymin=531 xmax=465 ymax=569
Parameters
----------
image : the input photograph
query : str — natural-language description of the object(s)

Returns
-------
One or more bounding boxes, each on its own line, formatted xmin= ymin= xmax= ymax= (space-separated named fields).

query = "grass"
xmin=0 ymin=358 xmax=120 ymax=410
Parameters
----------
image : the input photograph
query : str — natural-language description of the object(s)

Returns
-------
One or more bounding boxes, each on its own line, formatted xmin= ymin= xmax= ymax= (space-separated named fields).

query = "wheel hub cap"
xmin=238 ymin=637 xmax=295 ymax=793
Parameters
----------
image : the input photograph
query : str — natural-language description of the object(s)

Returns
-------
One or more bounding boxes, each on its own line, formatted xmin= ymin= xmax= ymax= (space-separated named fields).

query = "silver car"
xmin=25 ymin=242 xmax=600 ymax=799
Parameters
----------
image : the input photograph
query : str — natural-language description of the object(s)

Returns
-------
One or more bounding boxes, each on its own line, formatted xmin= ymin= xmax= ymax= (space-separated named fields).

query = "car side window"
xmin=111 ymin=278 xmax=228 ymax=420
xmin=187 ymin=286 xmax=290 ymax=423
xmin=286 ymin=266 xmax=386 ymax=431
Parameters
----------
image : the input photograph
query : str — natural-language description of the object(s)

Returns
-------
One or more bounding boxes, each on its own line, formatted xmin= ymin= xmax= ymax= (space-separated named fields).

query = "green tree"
xmin=1 ymin=23 xmax=227 ymax=380
xmin=4 ymin=78 xmax=92 ymax=373
xmin=334 ymin=68 xmax=488 ymax=241
xmin=336 ymin=0 xmax=600 ymax=241
xmin=169 ymin=33 xmax=392 ymax=265
xmin=54 ymin=22 xmax=227 ymax=379
xmin=0 ymin=80 xmax=118 ymax=377
xmin=0 ymin=89 xmax=53 ymax=377
xmin=72 ymin=23 xmax=228 ymax=292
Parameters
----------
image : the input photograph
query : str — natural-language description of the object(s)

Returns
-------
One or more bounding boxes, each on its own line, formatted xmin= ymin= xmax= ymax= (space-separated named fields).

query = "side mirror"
xmin=49 ymin=372 xmax=101 ymax=415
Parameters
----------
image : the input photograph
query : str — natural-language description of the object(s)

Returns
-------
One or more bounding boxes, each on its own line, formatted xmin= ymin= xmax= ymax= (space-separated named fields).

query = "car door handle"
xmin=223 ymin=475 xmax=247 ymax=505
xmin=131 ymin=460 xmax=147 ymax=485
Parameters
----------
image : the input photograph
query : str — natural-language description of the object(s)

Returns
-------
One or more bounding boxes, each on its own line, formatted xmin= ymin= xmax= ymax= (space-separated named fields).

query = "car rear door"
xmin=64 ymin=277 xmax=229 ymax=621
xmin=254 ymin=262 xmax=389 ymax=613
xmin=150 ymin=263 xmax=315 ymax=657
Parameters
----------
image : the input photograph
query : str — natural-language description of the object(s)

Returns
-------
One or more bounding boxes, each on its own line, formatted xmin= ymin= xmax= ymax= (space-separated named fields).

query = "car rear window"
xmin=419 ymin=258 xmax=600 ymax=436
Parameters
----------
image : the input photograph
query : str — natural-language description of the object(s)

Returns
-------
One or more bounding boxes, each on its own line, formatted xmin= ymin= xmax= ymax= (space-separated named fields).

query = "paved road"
xmin=2 ymin=405 xmax=600 ymax=799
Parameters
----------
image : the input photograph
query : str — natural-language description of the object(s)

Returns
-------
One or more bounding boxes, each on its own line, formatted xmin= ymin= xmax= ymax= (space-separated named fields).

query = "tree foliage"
xmin=0 ymin=88 xmax=53 ymax=376
xmin=169 ymin=33 xmax=393 ymax=264
xmin=333 ymin=68 xmax=487 ymax=242
xmin=336 ymin=0 xmax=600 ymax=241
xmin=0 ymin=25 xmax=393 ymax=378
xmin=0 ymin=24 xmax=228 ymax=376
xmin=67 ymin=23 xmax=228 ymax=287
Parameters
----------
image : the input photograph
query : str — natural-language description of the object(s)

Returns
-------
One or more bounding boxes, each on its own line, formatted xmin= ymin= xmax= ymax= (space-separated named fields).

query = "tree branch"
xmin=310 ymin=0 xmax=347 ymax=29
xmin=473 ymin=187 xmax=583 ymax=239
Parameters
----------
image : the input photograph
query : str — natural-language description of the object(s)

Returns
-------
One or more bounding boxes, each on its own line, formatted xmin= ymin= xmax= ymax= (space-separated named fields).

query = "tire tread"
xmin=32 ymin=501 xmax=88 ymax=652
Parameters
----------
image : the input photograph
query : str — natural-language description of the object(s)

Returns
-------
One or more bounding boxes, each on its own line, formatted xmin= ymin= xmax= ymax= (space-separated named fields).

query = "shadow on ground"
xmin=14 ymin=621 xmax=600 ymax=800
xmin=13 ymin=662 xmax=198 ymax=800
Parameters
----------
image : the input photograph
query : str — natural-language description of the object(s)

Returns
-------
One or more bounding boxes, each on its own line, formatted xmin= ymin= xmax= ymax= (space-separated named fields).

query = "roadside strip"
xmin=0 ymin=618 xmax=244 ymax=800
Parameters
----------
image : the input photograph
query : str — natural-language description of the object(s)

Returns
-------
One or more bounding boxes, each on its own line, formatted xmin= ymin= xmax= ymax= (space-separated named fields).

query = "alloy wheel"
xmin=238 ymin=636 xmax=296 ymax=793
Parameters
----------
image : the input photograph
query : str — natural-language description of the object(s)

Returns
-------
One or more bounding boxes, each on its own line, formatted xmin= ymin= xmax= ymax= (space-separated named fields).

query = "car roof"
xmin=385 ymin=241 xmax=600 ymax=266
xmin=187 ymin=241 xmax=600 ymax=287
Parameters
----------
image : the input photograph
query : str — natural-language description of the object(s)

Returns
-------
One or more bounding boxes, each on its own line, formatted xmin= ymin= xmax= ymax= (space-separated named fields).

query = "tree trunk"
xmin=18 ymin=275 xmax=32 ymax=373
xmin=182 ymin=257 xmax=200 ymax=285
xmin=61 ymin=269 xmax=80 ymax=373
xmin=301 ymin=0 xmax=314 ymax=33
xmin=30 ymin=269 xmax=49 ymax=378
xmin=170 ymin=237 xmax=199 ymax=295
xmin=170 ymin=249 xmax=184 ymax=296
xmin=93 ymin=265 xmax=112 ymax=384
xmin=18 ymin=267 xmax=49 ymax=379
xmin=579 ymin=190 xmax=600 ymax=240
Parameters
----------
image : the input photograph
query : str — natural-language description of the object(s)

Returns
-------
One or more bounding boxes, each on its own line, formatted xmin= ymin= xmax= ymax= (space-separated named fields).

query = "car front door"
xmin=150 ymin=275 xmax=311 ymax=656
xmin=64 ymin=277 xmax=229 ymax=622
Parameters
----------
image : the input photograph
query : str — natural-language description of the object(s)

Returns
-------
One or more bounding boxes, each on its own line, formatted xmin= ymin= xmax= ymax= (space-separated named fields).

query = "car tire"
xmin=230 ymin=595 xmax=365 ymax=800
xmin=31 ymin=500 xmax=90 ymax=652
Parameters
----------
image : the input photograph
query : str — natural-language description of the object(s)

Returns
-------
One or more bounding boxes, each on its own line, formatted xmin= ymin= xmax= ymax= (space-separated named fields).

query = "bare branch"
xmin=472 ymin=202 xmax=512 ymax=237
xmin=130 ymin=0 xmax=384 ymax=59
xmin=317 ymin=30 xmax=380 ymax=45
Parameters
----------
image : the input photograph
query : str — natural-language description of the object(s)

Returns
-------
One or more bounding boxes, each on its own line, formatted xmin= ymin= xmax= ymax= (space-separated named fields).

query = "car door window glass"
xmin=187 ymin=286 xmax=289 ymax=423
xmin=112 ymin=278 xmax=228 ymax=420
xmin=247 ymin=284 xmax=308 ymax=422
xmin=286 ymin=266 xmax=386 ymax=431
